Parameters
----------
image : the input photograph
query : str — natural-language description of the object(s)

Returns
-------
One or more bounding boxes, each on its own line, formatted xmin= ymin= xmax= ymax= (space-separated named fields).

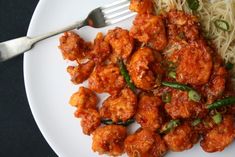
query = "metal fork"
xmin=0 ymin=0 xmax=136 ymax=62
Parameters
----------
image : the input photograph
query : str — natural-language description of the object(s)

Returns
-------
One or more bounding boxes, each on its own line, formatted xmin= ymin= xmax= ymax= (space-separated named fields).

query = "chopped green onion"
xmin=101 ymin=118 xmax=135 ymax=126
xmin=186 ymin=0 xmax=200 ymax=11
xmin=161 ymin=120 xmax=180 ymax=134
xmin=162 ymin=92 xmax=172 ymax=103
xmin=192 ymin=118 xmax=201 ymax=126
xmin=168 ymin=71 xmax=176 ymax=79
xmin=214 ymin=19 xmax=230 ymax=31
xmin=225 ymin=62 xmax=234 ymax=70
xmin=206 ymin=97 xmax=235 ymax=110
xmin=212 ymin=112 xmax=222 ymax=124
xmin=118 ymin=59 xmax=136 ymax=92
xmin=168 ymin=61 xmax=176 ymax=71
xmin=188 ymin=90 xmax=201 ymax=102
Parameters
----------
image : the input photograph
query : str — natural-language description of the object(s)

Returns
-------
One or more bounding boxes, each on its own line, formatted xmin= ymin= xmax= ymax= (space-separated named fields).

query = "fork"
xmin=0 ymin=0 xmax=136 ymax=62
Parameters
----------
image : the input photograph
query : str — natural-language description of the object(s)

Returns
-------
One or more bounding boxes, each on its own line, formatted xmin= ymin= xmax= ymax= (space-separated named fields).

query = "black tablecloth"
xmin=0 ymin=0 xmax=57 ymax=156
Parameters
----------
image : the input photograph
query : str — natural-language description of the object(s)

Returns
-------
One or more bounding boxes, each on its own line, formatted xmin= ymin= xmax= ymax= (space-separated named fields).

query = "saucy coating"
xmin=88 ymin=64 xmax=125 ymax=95
xmin=99 ymin=88 xmax=137 ymax=122
xmin=149 ymin=134 xmax=168 ymax=157
xmin=128 ymin=47 xmax=162 ymax=90
xmin=164 ymin=90 xmax=205 ymax=119
xmin=59 ymin=31 xmax=92 ymax=61
xmin=105 ymin=27 xmax=134 ymax=63
xmin=176 ymin=40 xmax=213 ymax=85
xmin=124 ymin=129 xmax=167 ymax=157
xmin=130 ymin=14 xmax=167 ymax=51
xmin=75 ymin=108 xmax=100 ymax=135
xmin=92 ymin=125 xmax=127 ymax=156
xmin=90 ymin=32 xmax=110 ymax=63
xmin=203 ymin=55 xmax=228 ymax=103
xmin=129 ymin=0 xmax=154 ymax=14
xmin=69 ymin=87 xmax=98 ymax=113
xmin=163 ymin=122 xmax=199 ymax=151
xmin=167 ymin=10 xmax=200 ymax=41
xmin=67 ymin=60 xmax=95 ymax=84
xmin=200 ymin=115 xmax=235 ymax=152
xmin=135 ymin=94 xmax=163 ymax=131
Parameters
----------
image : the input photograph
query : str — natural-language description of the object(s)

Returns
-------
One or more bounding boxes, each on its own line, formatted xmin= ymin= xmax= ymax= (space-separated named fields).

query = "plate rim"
xmin=23 ymin=0 xmax=61 ymax=156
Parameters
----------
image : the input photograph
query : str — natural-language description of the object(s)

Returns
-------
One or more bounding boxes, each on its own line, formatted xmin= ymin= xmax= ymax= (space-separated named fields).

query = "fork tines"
xmin=101 ymin=0 xmax=137 ymax=25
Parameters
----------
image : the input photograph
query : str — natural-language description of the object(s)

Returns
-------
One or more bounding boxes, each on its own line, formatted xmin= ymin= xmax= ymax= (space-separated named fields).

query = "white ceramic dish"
xmin=23 ymin=0 xmax=235 ymax=156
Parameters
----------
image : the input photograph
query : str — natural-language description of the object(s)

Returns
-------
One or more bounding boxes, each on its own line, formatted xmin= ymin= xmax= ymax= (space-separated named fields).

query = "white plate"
xmin=23 ymin=0 xmax=235 ymax=157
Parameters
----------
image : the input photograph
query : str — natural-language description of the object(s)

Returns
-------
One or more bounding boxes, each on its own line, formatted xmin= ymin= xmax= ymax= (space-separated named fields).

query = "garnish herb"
xmin=206 ymin=97 xmax=235 ymax=110
xmin=161 ymin=119 xmax=180 ymax=134
xmin=191 ymin=118 xmax=201 ymax=126
xmin=118 ymin=59 xmax=136 ymax=92
xmin=162 ymin=92 xmax=172 ymax=103
xmin=101 ymin=118 xmax=135 ymax=126
xmin=187 ymin=0 xmax=200 ymax=11
xmin=214 ymin=19 xmax=230 ymax=31
xmin=212 ymin=112 xmax=222 ymax=124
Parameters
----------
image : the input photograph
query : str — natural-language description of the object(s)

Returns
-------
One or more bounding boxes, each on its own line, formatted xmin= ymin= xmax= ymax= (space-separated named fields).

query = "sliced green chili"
xmin=188 ymin=90 xmax=201 ymax=102
xmin=162 ymin=92 xmax=172 ymax=103
xmin=206 ymin=97 xmax=235 ymax=110
xmin=160 ymin=119 xmax=180 ymax=134
xmin=214 ymin=19 xmax=230 ymax=31
xmin=212 ymin=112 xmax=222 ymax=124
xmin=225 ymin=62 xmax=234 ymax=70
xmin=168 ymin=71 xmax=176 ymax=79
xmin=101 ymin=118 xmax=135 ymax=126
xmin=191 ymin=118 xmax=201 ymax=126
xmin=186 ymin=0 xmax=200 ymax=11
xmin=161 ymin=82 xmax=193 ymax=91
xmin=118 ymin=59 xmax=136 ymax=91
xmin=162 ymin=82 xmax=201 ymax=102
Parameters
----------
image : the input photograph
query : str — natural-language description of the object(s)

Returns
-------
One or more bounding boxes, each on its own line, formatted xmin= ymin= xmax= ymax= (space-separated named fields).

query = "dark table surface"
xmin=0 ymin=0 xmax=57 ymax=156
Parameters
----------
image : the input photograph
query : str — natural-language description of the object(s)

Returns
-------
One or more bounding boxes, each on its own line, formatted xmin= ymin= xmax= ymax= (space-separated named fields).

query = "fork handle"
xmin=0 ymin=20 xmax=85 ymax=62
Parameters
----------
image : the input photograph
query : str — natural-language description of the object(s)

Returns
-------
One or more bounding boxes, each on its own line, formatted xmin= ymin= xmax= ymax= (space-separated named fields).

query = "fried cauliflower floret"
xmin=88 ymin=64 xmax=125 ymax=95
xmin=203 ymin=55 xmax=228 ymax=104
xmin=164 ymin=90 xmax=205 ymax=119
xmin=59 ymin=31 xmax=92 ymax=61
xmin=128 ymin=47 xmax=163 ymax=90
xmin=69 ymin=87 xmax=98 ymax=113
xmin=92 ymin=125 xmax=127 ymax=156
xmin=74 ymin=108 xmax=100 ymax=135
xmin=200 ymin=115 xmax=235 ymax=152
xmin=163 ymin=122 xmax=199 ymax=152
xmin=104 ymin=27 xmax=134 ymax=63
xmin=124 ymin=129 xmax=168 ymax=157
xmin=129 ymin=0 xmax=154 ymax=14
xmin=99 ymin=88 xmax=137 ymax=122
xmin=90 ymin=32 xmax=110 ymax=63
xmin=135 ymin=94 xmax=163 ymax=131
xmin=149 ymin=134 xmax=169 ymax=157
xmin=176 ymin=40 xmax=213 ymax=85
xmin=167 ymin=10 xmax=200 ymax=41
xmin=130 ymin=14 xmax=167 ymax=51
xmin=67 ymin=60 xmax=95 ymax=84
